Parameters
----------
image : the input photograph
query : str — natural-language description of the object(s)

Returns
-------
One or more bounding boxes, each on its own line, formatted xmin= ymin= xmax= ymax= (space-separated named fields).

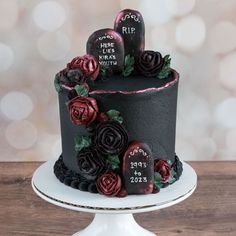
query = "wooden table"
xmin=0 ymin=162 xmax=235 ymax=236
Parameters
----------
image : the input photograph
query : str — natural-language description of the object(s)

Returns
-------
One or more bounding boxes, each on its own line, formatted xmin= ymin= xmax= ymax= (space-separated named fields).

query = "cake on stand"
xmin=32 ymin=160 xmax=197 ymax=236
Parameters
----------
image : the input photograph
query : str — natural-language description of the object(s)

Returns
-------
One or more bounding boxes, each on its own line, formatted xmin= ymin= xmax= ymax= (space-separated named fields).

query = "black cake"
xmin=54 ymin=9 xmax=183 ymax=197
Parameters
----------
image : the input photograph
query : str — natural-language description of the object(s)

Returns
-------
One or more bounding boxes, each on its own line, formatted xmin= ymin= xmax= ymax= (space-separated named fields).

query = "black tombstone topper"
xmin=123 ymin=141 xmax=154 ymax=194
xmin=114 ymin=9 xmax=145 ymax=59
xmin=86 ymin=28 xmax=124 ymax=73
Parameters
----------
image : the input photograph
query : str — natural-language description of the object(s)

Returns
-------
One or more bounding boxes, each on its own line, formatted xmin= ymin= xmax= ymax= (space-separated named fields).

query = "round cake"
xmin=53 ymin=9 xmax=183 ymax=197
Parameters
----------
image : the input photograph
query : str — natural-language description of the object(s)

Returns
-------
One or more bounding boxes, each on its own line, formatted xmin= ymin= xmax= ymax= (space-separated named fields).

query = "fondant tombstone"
xmin=86 ymin=28 xmax=124 ymax=73
xmin=123 ymin=141 xmax=154 ymax=194
xmin=114 ymin=9 xmax=145 ymax=59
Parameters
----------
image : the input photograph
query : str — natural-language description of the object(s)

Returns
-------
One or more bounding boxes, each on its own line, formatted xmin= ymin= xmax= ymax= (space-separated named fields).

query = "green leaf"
xmin=100 ymin=65 xmax=107 ymax=77
xmin=154 ymin=172 xmax=163 ymax=189
xmin=157 ymin=54 xmax=171 ymax=79
xmin=167 ymin=160 xmax=172 ymax=166
xmin=122 ymin=54 xmax=135 ymax=77
xmin=107 ymin=109 xmax=124 ymax=124
xmin=74 ymin=135 xmax=92 ymax=152
xmin=168 ymin=169 xmax=177 ymax=185
xmin=107 ymin=155 xmax=120 ymax=170
xmin=74 ymin=84 xmax=89 ymax=97
xmin=54 ymin=74 xmax=62 ymax=92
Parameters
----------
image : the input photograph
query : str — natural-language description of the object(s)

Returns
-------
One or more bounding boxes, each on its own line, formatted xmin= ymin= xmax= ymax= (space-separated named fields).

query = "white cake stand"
xmin=32 ymin=160 xmax=197 ymax=236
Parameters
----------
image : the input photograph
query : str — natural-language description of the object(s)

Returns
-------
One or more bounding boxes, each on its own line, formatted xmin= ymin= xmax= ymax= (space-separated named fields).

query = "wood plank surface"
xmin=0 ymin=162 xmax=235 ymax=236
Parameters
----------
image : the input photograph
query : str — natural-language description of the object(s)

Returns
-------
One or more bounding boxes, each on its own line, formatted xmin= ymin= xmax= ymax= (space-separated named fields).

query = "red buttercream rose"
xmin=96 ymin=172 xmax=122 ymax=197
xmin=154 ymin=160 xmax=171 ymax=183
xmin=68 ymin=96 xmax=98 ymax=126
xmin=67 ymin=55 xmax=99 ymax=81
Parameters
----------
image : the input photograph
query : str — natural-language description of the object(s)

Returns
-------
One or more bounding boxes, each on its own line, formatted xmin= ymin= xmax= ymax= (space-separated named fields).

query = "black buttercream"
xmin=54 ymin=156 xmax=98 ymax=193
xmin=58 ymin=70 xmax=179 ymax=174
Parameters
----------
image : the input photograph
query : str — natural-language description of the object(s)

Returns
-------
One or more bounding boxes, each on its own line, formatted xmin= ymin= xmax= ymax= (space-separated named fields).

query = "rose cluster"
xmin=55 ymin=54 xmax=100 ymax=92
xmin=67 ymin=85 xmax=128 ymax=197
xmin=67 ymin=55 xmax=99 ymax=81
xmin=74 ymin=120 xmax=128 ymax=197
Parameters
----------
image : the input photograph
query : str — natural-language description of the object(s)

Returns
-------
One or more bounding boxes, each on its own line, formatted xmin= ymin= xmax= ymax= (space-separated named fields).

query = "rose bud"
xmin=96 ymin=172 xmax=122 ymax=197
xmin=68 ymin=96 xmax=99 ymax=126
xmin=137 ymin=50 xmax=164 ymax=77
xmin=154 ymin=160 xmax=171 ymax=183
xmin=67 ymin=54 xmax=100 ymax=81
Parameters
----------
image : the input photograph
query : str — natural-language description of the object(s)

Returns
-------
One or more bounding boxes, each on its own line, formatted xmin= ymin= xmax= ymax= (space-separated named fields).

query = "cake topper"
xmin=86 ymin=28 xmax=124 ymax=73
xmin=114 ymin=9 xmax=145 ymax=60
xmin=123 ymin=141 xmax=154 ymax=194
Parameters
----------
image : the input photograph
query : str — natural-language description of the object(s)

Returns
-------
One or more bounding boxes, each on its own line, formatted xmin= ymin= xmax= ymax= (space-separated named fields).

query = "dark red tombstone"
xmin=122 ymin=141 xmax=154 ymax=194
xmin=114 ymin=9 xmax=145 ymax=59
xmin=86 ymin=28 xmax=124 ymax=73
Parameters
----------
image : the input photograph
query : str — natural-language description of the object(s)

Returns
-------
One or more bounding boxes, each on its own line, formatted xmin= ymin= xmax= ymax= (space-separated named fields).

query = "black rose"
xmin=94 ymin=121 xmax=128 ymax=155
xmin=171 ymin=155 xmax=183 ymax=180
xmin=55 ymin=69 xmax=87 ymax=92
xmin=77 ymin=147 xmax=106 ymax=181
xmin=137 ymin=50 xmax=164 ymax=77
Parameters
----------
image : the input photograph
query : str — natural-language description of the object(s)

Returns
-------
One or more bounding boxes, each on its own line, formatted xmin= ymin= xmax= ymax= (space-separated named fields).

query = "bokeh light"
xmin=0 ymin=91 xmax=34 ymax=120
xmin=215 ymin=98 xmax=236 ymax=128
xmin=51 ymin=138 xmax=62 ymax=158
xmin=139 ymin=0 xmax=172 ymax=25
xmin=33 ymin=1 xmax=66 ymax=32
xmin=226 ymin=129 xmax=236 ymax=150
xmin=209 ymin=21 xmax=236 ymax=54
xmin=197 ymin=138 xmax=217 ymax=160
xmin=165 ymin=0 xmax=196 ymax=17
xmin=37 ymin=31 xmax=71 ymax=61
xmin=5 ymin=120 xmax=38 ymax=150
xmin=151 ymin=26 xmax=167 ymax=49
xmin=0 ymin=1 xmax=18 ymax=31
xmin=176 ymin=14 xmax=206 ymax=52
xmin=219 ymin=52 xmax=236 ymax=90
xmin=120 ymin=0 xmax=141 ymax=10
xmin=0 ymin=42 xmax=14 ymax=71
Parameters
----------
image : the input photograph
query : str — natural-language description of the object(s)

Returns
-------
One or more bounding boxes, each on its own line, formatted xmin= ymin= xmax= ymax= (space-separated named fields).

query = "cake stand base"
xmin=32 ymin=160 xmax=197 ymax=236
xmin=74 ymin=214 xmax=155 ymax=236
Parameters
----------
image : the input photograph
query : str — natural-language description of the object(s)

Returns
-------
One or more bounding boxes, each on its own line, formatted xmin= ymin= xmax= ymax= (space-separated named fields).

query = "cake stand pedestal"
xmin=32 ymin=160 xmax=197 ymax=236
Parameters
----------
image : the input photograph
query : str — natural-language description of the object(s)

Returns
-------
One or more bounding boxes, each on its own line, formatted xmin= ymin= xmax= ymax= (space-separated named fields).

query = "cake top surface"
xmin=89 ymin=70 xmax=178 ymax=94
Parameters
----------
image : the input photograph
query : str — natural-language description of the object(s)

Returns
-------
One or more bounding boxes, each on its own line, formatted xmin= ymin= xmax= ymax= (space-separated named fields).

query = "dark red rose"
xmin=94 ymin=121 xmax=128 ymax=155
xmin=68 ymin=96 xmax=98 ymax=125
xmin=96 ymin=172 xmax=122 ymax=197
xmin=137 ymin=50 xmax=164 ymax=77
xmin=67 ymin=54 xmax=99 ymax=81
xmin=77 ymin=148 xmax=106 ymax=181
xmin=154 ymin=160 xmax=171 ymax=183
xmin=97 ymin=112 xmax=109 ymax=122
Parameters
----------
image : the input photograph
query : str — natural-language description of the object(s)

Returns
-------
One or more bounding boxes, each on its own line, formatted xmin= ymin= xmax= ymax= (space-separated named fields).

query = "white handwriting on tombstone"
xmin=129 ymin=149 xmax=149 ymax=184
xmin=122 ymin=26 xmax=135 ymax=34
xmin=99 ymin=40 xmax=117 ymax=66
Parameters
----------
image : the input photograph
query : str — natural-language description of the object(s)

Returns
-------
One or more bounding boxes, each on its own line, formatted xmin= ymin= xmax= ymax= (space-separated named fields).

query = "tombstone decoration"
xmin=123 ymin=141 xmax=154 ymax=194
xmin=86 ymin=28 xmax=124 ymax=73
xmin=114 ymin=9 xmax=145 ymax=60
